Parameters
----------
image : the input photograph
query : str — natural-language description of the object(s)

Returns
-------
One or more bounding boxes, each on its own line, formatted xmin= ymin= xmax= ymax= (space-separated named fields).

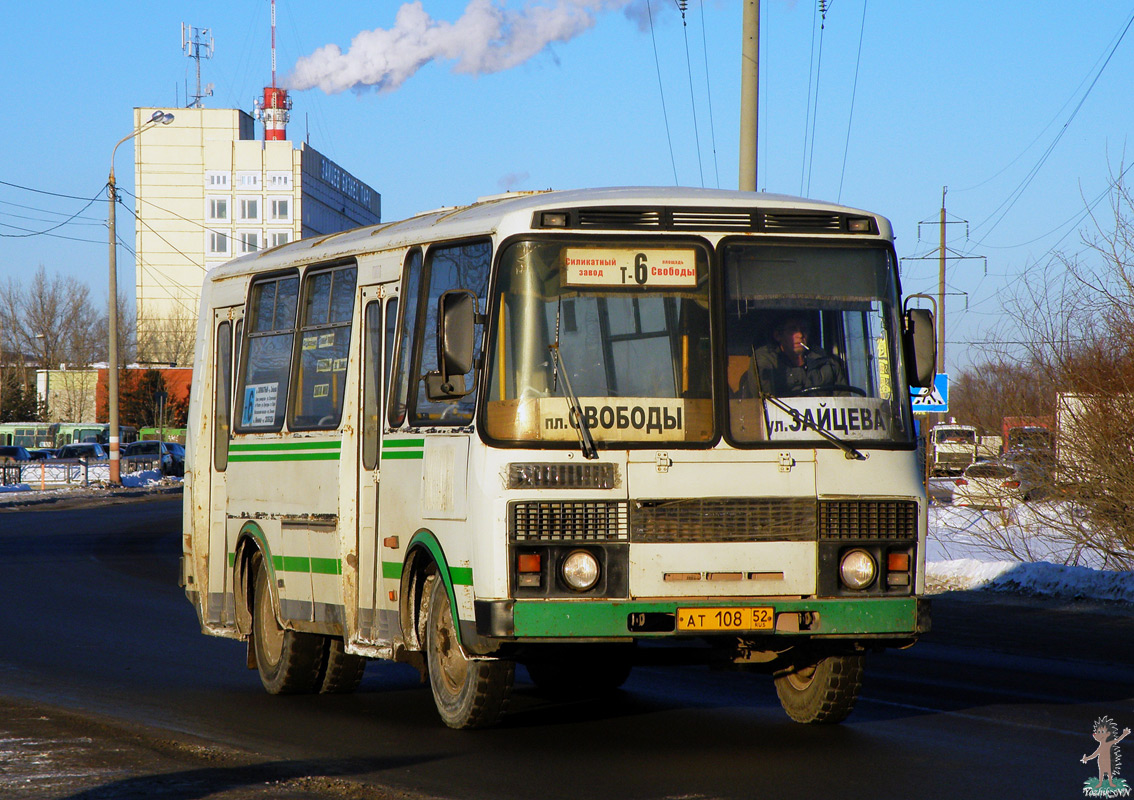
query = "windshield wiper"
xmin=761 ymin=392 xmax=866 ymax=461
xmin=548 ymin=343 xmax=598 ymax=460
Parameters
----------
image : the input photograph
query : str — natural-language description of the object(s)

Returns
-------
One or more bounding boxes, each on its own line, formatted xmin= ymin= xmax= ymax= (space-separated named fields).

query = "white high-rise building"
xmin=131 ymin=106 xmax=381 ymax=363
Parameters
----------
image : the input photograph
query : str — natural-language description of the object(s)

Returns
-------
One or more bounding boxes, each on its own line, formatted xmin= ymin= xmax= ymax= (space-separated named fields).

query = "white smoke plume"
xmin=286 ymin=0 xmax=652 ymax=95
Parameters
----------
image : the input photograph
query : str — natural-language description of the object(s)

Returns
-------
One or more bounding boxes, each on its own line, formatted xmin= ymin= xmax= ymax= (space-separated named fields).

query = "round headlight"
xmin=561 ymin=550 xmax=600 ymax=591
xmin=839 ymin=549 xmax=877 ymax=590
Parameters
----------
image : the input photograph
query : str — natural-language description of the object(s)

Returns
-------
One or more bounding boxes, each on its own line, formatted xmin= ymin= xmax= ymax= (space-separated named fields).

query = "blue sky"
xmin=2 ymin=1 xmax=1133 ymax=374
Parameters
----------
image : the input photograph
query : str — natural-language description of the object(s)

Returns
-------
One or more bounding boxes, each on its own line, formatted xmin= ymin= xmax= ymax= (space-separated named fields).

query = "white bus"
xmin=182 ymin=187 xmax=936 ymax=729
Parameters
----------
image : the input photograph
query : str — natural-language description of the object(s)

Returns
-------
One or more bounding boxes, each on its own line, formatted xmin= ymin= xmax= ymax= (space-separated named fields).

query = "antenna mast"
xmin=181 ymin=23 xmax=215 ymax=109
xmin=255 ymin=0 xmax=291 ymax=140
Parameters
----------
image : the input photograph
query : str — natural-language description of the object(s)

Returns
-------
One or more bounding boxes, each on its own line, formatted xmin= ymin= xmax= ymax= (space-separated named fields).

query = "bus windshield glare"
xmin=484 ymin=238 xmax=913 ymax=448
xmin=485 ymin=239 xmax=714 ymax=445
xmin=723 ymin=242 xmax=912 ymax=445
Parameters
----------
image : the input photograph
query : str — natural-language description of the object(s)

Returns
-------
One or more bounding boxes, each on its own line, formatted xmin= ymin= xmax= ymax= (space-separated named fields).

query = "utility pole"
xmin=938 ymin=187 xmax=947 ymax=373
xmin=738 ymin=0 xmax=759 ymax=191
xmin=902 ymin=189 xmax=987 ymax=383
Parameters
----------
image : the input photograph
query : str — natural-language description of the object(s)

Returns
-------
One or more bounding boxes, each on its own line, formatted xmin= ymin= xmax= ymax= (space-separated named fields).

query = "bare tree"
xmin=940 ymin=168 xmax=1134 ymax=567
xmin=136 ymin=306 xmax=197 ymax=368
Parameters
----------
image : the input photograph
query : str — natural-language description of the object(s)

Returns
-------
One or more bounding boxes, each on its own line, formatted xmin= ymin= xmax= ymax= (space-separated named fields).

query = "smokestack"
xmin=255 ymin=0 xmax=291 ymax=140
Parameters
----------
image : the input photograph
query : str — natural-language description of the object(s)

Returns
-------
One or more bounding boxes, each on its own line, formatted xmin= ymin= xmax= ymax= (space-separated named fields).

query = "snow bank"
xmin=926 ymin=502 xmax=1134 ymax=604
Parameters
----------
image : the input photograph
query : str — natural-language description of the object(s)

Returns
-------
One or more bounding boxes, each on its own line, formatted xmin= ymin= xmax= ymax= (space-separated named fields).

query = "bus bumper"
xmin=475 ymin=596 xmax=931 ymax=640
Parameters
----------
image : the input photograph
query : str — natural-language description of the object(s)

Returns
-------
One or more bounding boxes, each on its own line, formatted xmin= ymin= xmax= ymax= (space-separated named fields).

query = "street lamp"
xmin=108 ymin=110 xmax=173 ymax=485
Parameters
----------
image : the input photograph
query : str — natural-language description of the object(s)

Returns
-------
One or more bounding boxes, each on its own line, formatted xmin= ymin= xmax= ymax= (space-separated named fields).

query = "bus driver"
xmin=744 ymin=313 xmax=847 ymax=397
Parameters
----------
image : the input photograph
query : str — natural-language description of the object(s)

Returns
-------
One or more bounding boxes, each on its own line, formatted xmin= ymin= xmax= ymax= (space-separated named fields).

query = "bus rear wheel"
xmin=252 ymin=560 xmax=326 ymax=695
xmin=422 ymin=573 xmax=513 ymax=729
xmin=319 ymin=637 xmax=367 ymax=694
xmin=773 ymin=653 xmax=864 ymax=724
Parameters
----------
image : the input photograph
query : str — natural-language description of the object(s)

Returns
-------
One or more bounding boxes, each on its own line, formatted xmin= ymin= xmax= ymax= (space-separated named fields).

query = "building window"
xmin=239 ymin=231 xmax=260 ymax=253
xmin=207 ymin=196 xmax=229 ymax=222
xmin=236 ymin=172 xmax=261 ymax=190
xmin=239 ymin=198 xmax=260 ymax=222
xmin=269 ymin=231 xmax=290 ymax=248
xmin=269 ymin=198 xmax=290 ymax=221
xmin=268 ymin=171 xmax=291 ymax=189
xmin=206 ymin=171 xmax=230 ymax=188
xmin=207 ymin=230 xmax=230 ymax=255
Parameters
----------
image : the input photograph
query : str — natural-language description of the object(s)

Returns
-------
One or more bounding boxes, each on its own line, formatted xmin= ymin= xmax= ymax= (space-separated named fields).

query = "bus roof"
xmin=206 ymin=186 xmax=894 ymax=282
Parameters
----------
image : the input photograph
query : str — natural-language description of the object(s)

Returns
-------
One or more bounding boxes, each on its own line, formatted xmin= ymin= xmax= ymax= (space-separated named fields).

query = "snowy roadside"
xmin=926 ymin=480 xmax=1134 ymax=605
xmin=0 ymin=469 xmax=181 ymax=508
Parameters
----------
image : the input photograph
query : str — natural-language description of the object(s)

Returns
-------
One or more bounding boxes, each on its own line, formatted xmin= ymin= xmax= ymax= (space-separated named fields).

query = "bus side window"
xmin=389 ymin=250 xmax=422 ymax=428
xmin=290 ymin=264 xmax=358 ymax=430
xmin=214 ymin=321 xmax=232 ymax=471
xmin=411 ymin=240 xmax=491 ymax=426
xmin=235 ymin=273 xmax=299 ymax=432
xmin=384 ymin=296 xmax=398 ymax=420
xmin=362 ymin=301 xmax=381 ymax=470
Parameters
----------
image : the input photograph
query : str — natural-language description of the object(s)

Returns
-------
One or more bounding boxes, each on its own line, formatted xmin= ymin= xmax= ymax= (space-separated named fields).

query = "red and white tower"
xmin=255 ymin=0 xmax=291 ymax=141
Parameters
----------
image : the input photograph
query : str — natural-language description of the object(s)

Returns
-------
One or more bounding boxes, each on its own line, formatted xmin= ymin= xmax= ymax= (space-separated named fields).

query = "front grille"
xmin=671 ymin=209 xmax=758 ymax=231
xmin=510 ymin=501 xmax=629 ymax=542
xmin=763 ymin=212 xmax=843 ymax=232
xmin=577 ymin=208 xmax=662 ymax=229
xmin=819 ymin=500 xmax=918 ymax=540
xmin=631 ymin=498 xmax=817 ymax=543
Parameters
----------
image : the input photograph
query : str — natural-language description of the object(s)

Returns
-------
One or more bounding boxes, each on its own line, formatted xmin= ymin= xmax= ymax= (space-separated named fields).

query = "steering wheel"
xmin=797 ymin=383 xmax=867 ymax=397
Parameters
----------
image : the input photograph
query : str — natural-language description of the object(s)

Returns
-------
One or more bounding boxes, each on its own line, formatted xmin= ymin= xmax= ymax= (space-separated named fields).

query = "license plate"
xmin=676 ymin=606 xmax=774 ymax=632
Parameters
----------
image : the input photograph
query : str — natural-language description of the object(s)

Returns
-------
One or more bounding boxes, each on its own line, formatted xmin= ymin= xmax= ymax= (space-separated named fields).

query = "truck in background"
xmin=931 ymin=423 xmax=978 ymax=476
xmin=1001 ymin=416 xmax=1054 ymax=454
xmin=977 ymin=434 xmax=1002 ymax=462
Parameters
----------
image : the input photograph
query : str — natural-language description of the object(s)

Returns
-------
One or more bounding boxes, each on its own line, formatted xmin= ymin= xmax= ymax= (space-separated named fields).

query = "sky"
xmin=3 ymin=0 xmax=1134 ymax=375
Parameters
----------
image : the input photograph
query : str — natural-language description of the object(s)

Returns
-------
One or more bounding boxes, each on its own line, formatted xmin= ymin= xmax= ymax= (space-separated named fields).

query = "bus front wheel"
xmin=252 ymin=560 xmax=326 ymax=695
xmin=773 ymin=652 xmax=864 ymax=724
xmin=422 ymin=573 xmax=513 ymax=729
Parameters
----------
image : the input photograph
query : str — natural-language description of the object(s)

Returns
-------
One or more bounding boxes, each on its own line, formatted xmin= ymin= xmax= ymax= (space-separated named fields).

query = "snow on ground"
xmin=927 ymin=480 xmax=1134 ymax=604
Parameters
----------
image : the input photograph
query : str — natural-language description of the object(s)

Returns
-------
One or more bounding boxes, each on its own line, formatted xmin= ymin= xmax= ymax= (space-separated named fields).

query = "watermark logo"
xmin=1082 ymin=716 xmax=1131 ymax=797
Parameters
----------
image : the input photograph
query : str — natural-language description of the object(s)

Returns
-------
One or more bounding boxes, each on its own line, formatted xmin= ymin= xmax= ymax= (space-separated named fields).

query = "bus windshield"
xmin=484 ymin=238 xmax=714 ymax=445
xmin=722 ymin=242 xmax=913 ymax=445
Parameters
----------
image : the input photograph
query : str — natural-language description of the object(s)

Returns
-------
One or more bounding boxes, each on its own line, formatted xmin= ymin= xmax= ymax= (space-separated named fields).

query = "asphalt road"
xmin=1 ymin=494 xmax=1132 ymax=799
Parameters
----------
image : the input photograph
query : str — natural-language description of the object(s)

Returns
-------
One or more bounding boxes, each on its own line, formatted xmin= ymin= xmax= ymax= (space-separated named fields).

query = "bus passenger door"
xmin=204 ymin=306 xmax=241 ymax=628
xmin=357 ymin=284 xmax=398 ymax=645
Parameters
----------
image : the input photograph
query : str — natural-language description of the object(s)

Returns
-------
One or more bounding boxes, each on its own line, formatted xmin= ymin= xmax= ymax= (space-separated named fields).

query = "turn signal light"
xmin=887 ymin=552 xmax=910 ymax=572
xmin=517 ymin=553 xmax=541 ymax=573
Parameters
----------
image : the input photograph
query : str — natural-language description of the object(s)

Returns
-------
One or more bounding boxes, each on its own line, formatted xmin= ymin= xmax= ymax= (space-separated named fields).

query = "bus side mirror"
xmin=903 ymin=307 xmax=936 ymax=388
xmin=425 ymin=290 xmax=478 ymax=400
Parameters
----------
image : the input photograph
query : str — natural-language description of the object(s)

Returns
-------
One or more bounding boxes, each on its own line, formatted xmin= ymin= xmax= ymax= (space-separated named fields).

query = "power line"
xmin=697 ymin=0 xmax=720 ymax=189
xmin=646 ymin=0 xmax=679 ymax=185
xmin=837 ymin=0 xmax=866 ymax=203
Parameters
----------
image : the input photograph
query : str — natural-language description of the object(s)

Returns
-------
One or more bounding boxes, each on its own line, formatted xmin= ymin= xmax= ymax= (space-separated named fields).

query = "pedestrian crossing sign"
xmin=910 ymin=373 xmax=948 ymax=413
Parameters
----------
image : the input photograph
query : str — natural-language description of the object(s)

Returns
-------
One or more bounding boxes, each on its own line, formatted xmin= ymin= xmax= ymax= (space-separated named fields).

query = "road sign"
xmin=911 ymin=373 xmax=948 ymax=413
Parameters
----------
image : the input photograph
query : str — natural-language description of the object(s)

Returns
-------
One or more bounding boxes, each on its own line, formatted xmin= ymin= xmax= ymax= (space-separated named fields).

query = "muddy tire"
xmin=319 ymin=637 xmax=367 ymax=694
xmin=422 ymin=573 xmax=513 ymax=729
xmin=252 ymin=560 xmax=326 ymax=695
xmin=774 ymin=653 xmax=864 ymax=724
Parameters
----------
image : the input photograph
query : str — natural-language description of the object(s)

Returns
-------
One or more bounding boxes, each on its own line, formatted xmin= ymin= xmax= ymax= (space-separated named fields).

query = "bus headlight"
xmin=561 ymin=550 xmax=600 ymax=592
xmin=839 ymin=549 xmax=877 ymax=590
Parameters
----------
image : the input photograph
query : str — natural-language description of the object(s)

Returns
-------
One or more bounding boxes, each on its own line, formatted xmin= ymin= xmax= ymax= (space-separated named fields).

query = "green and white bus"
xmin=182 ymin=187 xmax=936 ymax=729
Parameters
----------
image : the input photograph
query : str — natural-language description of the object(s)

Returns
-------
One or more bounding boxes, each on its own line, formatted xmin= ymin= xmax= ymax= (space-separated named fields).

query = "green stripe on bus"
xmin=228 ymin=452 xmax=341 ymax=462
xmin=510 ymin=597 xmax=922 ymax=638
xmin=310 ymin=557 xmax=342 ymax=576
xmin=383 ymin=439 xmax=425 ymax=448
xmin=230 ymin=441 xmax=340 ymax=451
xmin=273 ymin=554 xmax=312 ymax=573
xmin=383 ymin=450 xmax=423 ymax=460
xmin=381 ymin=561 xmax=471 ymax=586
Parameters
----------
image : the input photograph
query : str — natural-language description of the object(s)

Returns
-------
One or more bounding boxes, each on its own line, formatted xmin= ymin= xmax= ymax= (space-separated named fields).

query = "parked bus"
xmin=182 ymin=187 xmax=936 ymax=729
xmin=55 ymin=423 xmax=138 ymax=448
xmin=0 ymin=422 xmax=59 ymax=449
